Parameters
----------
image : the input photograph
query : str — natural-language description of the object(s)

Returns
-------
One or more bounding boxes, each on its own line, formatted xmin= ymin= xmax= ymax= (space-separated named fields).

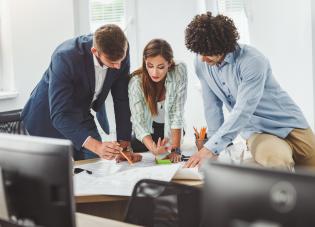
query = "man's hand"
xmin=184 ymin=147 xmax=217 ymax=168
xmin=96 ymin=141 xmax=123 ymax=160
xmin=116 ymin=152 xmax=143 ymax=163
xmin=167 ymin=152 xmax=181 ymax=163
xmin=83 ymin=137 xmax=122 ymax=160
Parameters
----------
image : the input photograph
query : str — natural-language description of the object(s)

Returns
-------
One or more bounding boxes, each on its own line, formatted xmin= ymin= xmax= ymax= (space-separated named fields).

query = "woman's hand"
xmin=151 ymin=137 xmax=171 ymax=155
xmin=167 ymin=152 xmax=181 ymax=163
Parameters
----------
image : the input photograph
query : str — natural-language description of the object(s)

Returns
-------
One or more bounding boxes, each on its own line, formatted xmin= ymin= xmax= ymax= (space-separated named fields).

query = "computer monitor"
xmin=0 ymin=133 xmax=75 ymax=227
xmin=201 ymin=161 xmax=315 ymax=227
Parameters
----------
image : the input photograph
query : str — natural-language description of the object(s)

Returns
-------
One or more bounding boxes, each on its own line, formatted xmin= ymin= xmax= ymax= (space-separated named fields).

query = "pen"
xmin=181 ymin=154 xmax=190 ymax=162
xmin=74 ymin=168 xmax=92 ymax=174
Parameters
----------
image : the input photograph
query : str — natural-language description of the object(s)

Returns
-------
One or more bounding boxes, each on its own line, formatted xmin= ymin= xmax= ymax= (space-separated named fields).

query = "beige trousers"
xmin=247 ymin=128 xmax=315 ymax=171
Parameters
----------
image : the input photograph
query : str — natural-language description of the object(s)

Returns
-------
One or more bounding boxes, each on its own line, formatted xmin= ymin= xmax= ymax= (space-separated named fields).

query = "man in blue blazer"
xmin=22 ymin=24 xmax=140 ymax=161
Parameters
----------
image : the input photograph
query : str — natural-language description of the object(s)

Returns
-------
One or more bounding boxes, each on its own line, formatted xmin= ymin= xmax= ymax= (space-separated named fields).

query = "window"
xmin=0 ymin=0 xmax=17 ymax=99
xmin=218 ymin=0 xmax=250 ymax=44
xmin=89 ymin=0 xmax=126 ymax=32
xmin=0 ymin=0 xmax=3 ymax=90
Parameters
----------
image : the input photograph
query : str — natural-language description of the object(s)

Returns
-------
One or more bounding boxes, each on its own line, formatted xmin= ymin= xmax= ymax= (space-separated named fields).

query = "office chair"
xmin=124 ymin=179 xmax=201 ymax=227
xmin=0 ymin=109 xmax=27 ymax=135
xmin=0 ymin=219 xmax=24 ymax=227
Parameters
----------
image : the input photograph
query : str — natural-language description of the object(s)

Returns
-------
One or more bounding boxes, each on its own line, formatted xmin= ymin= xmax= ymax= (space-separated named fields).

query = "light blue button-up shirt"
xmin=195 ymin=44 xmax=309 ymax=154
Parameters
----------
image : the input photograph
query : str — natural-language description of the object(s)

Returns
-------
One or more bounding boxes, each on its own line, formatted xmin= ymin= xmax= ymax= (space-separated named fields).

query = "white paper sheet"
xmin=172 ymin=167 xmax=203 ymax=180
xmin=74 ymin=152 xmax=182 ymax=196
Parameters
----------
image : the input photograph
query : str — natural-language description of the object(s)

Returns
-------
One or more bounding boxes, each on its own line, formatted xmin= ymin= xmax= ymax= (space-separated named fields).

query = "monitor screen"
xmin=0 ymin=133 xmax=75 ymax=227
xmin=201 ymin=161 xmax=315 ymax=227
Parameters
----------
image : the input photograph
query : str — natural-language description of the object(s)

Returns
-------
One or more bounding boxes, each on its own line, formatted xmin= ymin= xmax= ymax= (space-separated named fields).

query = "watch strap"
xmin=171 ymin=147 xmax=182 ymax=154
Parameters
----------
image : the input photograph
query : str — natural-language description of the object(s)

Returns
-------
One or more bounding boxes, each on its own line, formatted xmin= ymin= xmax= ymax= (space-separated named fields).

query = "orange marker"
xmin=199 ymin=127 xmax=207 ymax=140
xmin=200 ymin=128 xmax=203 ymax=140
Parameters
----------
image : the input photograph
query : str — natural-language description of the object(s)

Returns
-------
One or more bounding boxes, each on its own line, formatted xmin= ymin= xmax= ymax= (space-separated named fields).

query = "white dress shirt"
xmin=82 ymin=54 xmax=108 ymax=147
xmin=92 ymin=54 xmax=108 ymax=102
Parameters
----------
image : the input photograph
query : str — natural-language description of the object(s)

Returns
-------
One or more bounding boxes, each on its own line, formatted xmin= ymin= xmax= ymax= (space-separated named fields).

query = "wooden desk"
xmin=76 ymin=212 xmax=140 ymax=227
xmin=74 ymin=158 xmax=203 ymax=220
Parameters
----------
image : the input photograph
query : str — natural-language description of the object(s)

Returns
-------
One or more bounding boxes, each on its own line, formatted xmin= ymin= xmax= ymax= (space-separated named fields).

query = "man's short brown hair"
xmin=185 ymin=12 xmax=239 ymax=56
xmin=93 ymin=24 xmax=127 ymax=61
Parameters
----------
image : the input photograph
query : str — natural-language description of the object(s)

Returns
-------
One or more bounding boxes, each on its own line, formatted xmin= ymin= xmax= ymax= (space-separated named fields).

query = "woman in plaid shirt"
xmin=128 ymin=39 xmax=188 ymax=163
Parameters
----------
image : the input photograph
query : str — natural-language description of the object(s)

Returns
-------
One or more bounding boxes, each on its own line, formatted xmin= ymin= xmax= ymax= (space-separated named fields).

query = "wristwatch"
xmin=171 ymin=147 xmax=182 ymax=155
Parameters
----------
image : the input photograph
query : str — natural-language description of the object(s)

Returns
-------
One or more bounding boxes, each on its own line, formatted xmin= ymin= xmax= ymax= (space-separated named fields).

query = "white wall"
xmin=0 ymin=0 xmax=75 ymax=111
xmin=312 ymin=1 xmax=315 ymax=127
xmin=133 ymin=0 xmax=197 ymax=69
xmin=0 ymin=0 xmax=15 ymax=93
xmin=245 ymin=0 xmax=314 ymax=128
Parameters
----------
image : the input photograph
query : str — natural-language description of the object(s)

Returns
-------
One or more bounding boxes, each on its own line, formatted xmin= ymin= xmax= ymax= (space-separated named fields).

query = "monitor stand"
xmin=0 ymin=166 xmax=9 ymax=221
xmin=0 ymin=168 xmax=23 ymax=226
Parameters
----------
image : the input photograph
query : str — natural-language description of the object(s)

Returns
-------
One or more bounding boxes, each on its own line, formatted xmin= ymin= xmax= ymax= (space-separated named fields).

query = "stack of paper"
xmin=74 ymin=153 xmax=182 ymax=196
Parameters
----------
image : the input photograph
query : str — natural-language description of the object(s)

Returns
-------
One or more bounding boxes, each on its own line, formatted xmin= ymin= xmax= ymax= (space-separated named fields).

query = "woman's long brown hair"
xmin=131 ymin=39 xmax=175 ymax=116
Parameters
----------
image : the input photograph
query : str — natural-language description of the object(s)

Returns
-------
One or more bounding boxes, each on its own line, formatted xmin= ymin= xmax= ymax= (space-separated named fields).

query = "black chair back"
xmin=0 ymin=219 xmax=21 ymax=227
xmin=0 ymin=218 xmax=42 ymax=227
xmin=0 ymin=110 xmax=27 ymax=135
xmin=124 ymin=179 xmax=201 ymax=227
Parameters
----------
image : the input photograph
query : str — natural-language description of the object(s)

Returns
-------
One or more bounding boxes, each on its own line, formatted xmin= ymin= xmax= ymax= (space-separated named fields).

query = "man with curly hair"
xmin=184 ymin=12 xmax=315 ymax=170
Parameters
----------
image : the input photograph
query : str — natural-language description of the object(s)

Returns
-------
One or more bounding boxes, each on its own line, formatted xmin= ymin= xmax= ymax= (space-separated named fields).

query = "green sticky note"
xmin=156 ymin=159 xmax=172 ymax=164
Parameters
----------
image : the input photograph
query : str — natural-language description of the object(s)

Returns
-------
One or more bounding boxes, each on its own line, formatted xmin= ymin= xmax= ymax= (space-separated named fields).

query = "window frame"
xmin=217 ymin=0 xmax=250 ymax=44
xmin=0 ymin=0 xmax=3 ymax=91
xmin=0 ymin=0 xmax=18 ymax=99
xmin=89 ymin=0 xmax=126 ymax=33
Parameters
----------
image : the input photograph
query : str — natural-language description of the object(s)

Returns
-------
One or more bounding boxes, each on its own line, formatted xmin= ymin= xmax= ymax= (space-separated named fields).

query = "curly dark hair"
xmin=185 ymin=12 xmax=239 ymax=56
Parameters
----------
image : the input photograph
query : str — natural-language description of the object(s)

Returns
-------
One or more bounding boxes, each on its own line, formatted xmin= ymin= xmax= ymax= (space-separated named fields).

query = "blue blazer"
xmin=21 ymin=35 xmax=132 ymax=151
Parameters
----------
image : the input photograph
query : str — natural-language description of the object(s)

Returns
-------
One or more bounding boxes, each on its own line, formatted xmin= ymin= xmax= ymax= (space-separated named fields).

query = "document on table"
xmin=173 ymin=167 xmax=203 ymax=180
xmin=74 ymin=152 xmax=182 ymax=196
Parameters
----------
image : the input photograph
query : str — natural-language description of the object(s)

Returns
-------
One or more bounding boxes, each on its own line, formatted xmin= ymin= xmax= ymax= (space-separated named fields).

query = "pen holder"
xmin=195 ymin=138 xmax=208 ymax=151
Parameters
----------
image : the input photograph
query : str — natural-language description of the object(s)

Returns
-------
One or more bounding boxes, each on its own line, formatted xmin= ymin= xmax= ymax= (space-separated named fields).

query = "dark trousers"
xmin=131 ymin=122 xmax=164 ymax=153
